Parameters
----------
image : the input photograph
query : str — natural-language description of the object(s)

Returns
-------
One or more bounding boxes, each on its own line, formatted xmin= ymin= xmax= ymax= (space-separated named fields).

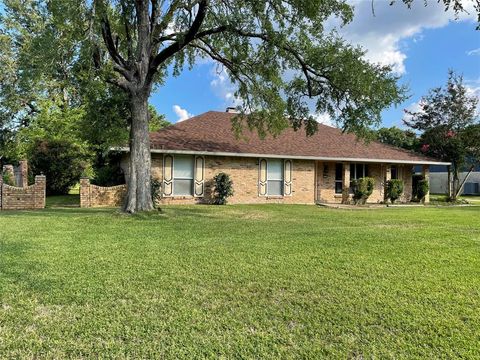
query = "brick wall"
xmin=120 ymin=154 xmax=417 ymax=205
xmin=125 ymin=154 xmax=316 ymax=205
xmin=0 ymin=175 xmax=46 ymax=210
xmin=80 ymin=178 xmax=127 ymax=208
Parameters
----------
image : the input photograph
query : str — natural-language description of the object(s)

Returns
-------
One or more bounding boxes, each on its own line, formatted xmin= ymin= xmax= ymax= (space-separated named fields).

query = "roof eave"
xmin=111 ymin=147 xmax=451 ymax=166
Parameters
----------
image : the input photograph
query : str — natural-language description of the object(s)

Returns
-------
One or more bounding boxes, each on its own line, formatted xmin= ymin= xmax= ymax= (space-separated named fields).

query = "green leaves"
xmin=405 ymin=71 xmax=480 ymax=175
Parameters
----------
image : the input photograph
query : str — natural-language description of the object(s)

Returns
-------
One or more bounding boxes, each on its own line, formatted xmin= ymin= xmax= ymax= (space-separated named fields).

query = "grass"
xmin=430 ymin=194 xmax=480 ymax=205
xmin=46 ymin=185 xmax=80 ymax=208
xmin=46 ymin=195 xmax=79 ymax=208
xmin=0 ymin=205 xmax=479 ymax=358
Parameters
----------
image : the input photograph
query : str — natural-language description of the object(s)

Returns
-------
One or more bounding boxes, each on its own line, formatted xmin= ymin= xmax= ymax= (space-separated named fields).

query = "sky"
xmin=152 ymin=0 xmax=480 ymax=128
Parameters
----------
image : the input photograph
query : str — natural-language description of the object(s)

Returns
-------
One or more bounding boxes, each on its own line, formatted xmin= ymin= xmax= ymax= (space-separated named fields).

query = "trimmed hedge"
xmin=352 ymin=177 xmax=375 ymax=205
xmin=416 ymin=179 xmax=429 ymax=202
xmin=213 ymin=172 xmax=234 ymax=205
xmin=386 ymin=179 xmax=404 ymax=204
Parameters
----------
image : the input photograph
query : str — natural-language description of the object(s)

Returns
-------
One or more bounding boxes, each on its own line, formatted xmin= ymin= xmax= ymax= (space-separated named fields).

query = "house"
xmin=119 ymin=110 xmax=449 ymax=205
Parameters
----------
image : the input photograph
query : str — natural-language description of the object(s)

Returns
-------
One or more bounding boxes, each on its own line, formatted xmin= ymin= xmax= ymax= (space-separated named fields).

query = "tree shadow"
xmin=0 ymin=239 xmax=61 ymax=298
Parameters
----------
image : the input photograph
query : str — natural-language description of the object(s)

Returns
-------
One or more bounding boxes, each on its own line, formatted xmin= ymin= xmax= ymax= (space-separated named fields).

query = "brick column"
xmin=19 ymin=160 xmax=28 ymax=187
xmin=342 ymin=162 xmax=350 ymax=204
xmin=384 ymin=165 xmax=392 ymax=202
xmin=422 ymin=165 xmax=430 ymax=203
xmin=34 ymin=175 xmax=46 ymax=209
xmin=80 ymin=178 xmax=91 ymax=208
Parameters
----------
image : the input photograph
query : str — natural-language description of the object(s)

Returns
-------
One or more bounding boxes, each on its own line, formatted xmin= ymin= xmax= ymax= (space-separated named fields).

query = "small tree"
xmin=386 ymin=179 xmax=404 ymax=204
xmin=2 ymin=171 xmax=15 ymax=186
xmin=213 ymin=173 xmax=234 ymax=205
xmin=352 ymin=177 xmax=375 ymax=205
xmin=404 ymin=71 xmax=480 ymax=201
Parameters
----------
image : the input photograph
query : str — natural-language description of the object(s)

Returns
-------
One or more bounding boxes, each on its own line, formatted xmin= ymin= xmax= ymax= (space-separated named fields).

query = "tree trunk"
xmin=124 ymin=92 xmax=154 ymax=213
xmin=451 ymin=170 xmax=460 ymax=202
xmin=447 ymin=165 xmax=453 ymax=199
xmin=455 ymin=165 xmax=475 ymax=199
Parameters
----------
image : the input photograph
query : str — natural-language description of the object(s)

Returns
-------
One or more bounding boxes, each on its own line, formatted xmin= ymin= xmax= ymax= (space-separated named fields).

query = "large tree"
xmin=404 ymin=70 xmax=480 ymax=200
xmin=85 ymin=0 xmax=412 ymax=212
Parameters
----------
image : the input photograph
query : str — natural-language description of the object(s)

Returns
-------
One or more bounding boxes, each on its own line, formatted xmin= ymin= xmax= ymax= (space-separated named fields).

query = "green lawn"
xmin=1 ymin=205 xmax=479 ymax=358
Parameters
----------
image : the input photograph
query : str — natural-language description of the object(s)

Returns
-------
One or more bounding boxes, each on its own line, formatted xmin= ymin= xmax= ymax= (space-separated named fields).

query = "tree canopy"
xmin=375 ymin=126 xmax=419 ymax=151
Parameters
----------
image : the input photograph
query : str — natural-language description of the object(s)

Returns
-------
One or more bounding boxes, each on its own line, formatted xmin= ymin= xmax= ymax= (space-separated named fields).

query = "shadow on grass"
xmin=0 ymin=240 xmax=61 ymax=296
xmin=0 ymin=207 xmax=116 ymax=217
xmin=46 ymin=194 xmax=80 ymax=208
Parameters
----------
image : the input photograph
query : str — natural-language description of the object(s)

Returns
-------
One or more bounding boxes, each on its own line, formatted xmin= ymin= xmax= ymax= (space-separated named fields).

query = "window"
xmin=267 ymin=159 xmax=284 ymax=196
xmin=349 ymin=163 xmax=369 ymax=192
xmin=173 ymin=155 xmax=194 ymax=196
xmin=335 ymin=163 xmax=343 ymax=194
xmin=391 ymin=165 xmax=398 ymax=180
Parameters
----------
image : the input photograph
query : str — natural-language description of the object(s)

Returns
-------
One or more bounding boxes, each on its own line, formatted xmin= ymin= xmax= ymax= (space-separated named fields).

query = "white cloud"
xmin=312 ymin=112 xmax=335 ymax=127
xmin=173 ymin=105 xmax=193 ymax=122
xmin=329 ymin=0 xmax=477 ymax=74
xmin=466 ymin=48 xmax=480 ymax=56
xmin=210 ymin=65 xmax=242 ymax=107
xmin=465 ymin=78 xmax=480 ymax=115
xmin=402 ymin=100 xmax=424 ymax=124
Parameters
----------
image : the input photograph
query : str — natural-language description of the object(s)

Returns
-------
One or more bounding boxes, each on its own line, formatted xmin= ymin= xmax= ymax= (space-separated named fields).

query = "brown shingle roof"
xmin=148 ymin=111 xmax=447 ymax=164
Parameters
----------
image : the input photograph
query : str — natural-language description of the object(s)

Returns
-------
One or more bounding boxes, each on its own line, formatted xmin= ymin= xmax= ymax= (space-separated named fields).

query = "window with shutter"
xmin=173 ymin=155 xmax=194 ymax=196
xmin=267 ymin=159 xmax=283 ymax=196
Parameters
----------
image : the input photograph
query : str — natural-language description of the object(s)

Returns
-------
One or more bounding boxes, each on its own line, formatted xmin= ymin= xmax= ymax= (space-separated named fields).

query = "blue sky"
xmin=152 ymin=1 xmax=480 ymax=129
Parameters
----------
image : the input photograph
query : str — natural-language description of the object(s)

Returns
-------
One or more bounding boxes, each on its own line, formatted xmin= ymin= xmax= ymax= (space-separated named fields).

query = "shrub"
xmin=151 ymin=177 xmax=162 ymax=208
xmin=213 ymin=172 xmax=234 ymax=205
xmin=92 ymin=164 xmax=125 ymax=186
xmin=91 ymin=152 xmax=125 ymax=186
xmin=352 ymin=177 xmax=375 ymax=205
xmin=386 ymin=179 xmax=404 ymax=204
xmin=416 ymin=179 xmax=429 ymax=202
xmin=2 ymin=171 xmax=15 ymax=186
xmin=29 ymin=139 xmax=90 ymax=195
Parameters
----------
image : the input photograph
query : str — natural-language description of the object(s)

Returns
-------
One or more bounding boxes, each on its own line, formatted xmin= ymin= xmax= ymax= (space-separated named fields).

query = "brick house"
xmin=119 ymin=110 xmax=449 ymax=205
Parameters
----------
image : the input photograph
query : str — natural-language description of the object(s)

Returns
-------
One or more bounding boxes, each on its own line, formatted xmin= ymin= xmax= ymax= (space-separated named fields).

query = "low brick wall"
xmin=80 ymin=178 xmax=127 ymax=208
xmin=0 ymin=175 xmax=46 ymax=210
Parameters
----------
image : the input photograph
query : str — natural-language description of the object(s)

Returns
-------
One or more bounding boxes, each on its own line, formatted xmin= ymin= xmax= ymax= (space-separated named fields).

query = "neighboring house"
xmin=425 ymin=165 xmax=480 ymax=195
xmin=118 ymin=110 xmax=449 ymax=204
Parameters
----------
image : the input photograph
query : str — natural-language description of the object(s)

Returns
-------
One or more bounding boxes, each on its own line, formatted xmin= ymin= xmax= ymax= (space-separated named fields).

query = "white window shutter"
xmin=163 ymin=155 xmax=173 ymax=197
xmin=259 ymin=159 xmax=267 ymax=196
xmin=194 ymin=156 xmax=205 ymax=197
xmin=284 ymin=160 xmax=292 ymax=196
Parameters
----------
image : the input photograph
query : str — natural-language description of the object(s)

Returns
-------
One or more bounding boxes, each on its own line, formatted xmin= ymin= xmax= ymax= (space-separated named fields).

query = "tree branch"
xmin=100 ymin=15 xmax=128 ymax=69
xmin=146 ymin=0 xmax=209 ymax=85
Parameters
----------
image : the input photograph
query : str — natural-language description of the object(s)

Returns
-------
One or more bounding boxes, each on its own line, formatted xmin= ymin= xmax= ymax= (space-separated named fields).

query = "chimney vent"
xmin=226 ymin=107 xmax=239 ymax=113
